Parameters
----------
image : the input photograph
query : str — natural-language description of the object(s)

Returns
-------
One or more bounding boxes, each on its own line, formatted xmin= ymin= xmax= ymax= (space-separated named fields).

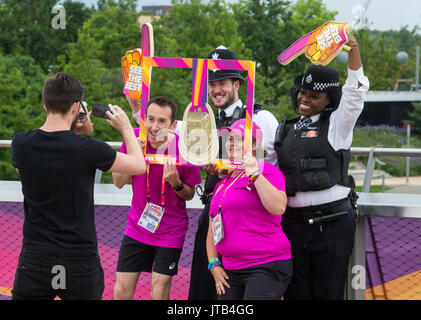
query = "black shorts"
xmin=116 ymin=235 xmax=182 ymax=276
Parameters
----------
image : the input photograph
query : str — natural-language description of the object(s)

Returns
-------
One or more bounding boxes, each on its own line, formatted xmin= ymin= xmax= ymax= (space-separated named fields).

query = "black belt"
xmin=284 ymin=196 xmax=353 ymax=224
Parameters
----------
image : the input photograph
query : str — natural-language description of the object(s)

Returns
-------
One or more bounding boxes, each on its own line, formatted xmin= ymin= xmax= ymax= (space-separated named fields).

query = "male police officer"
xmin=188 ymin=46 xmax=279 ymax=300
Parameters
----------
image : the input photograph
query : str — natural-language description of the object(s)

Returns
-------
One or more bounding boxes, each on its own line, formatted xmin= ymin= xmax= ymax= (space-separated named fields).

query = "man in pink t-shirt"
xmin=112 ymin=96 xmax=202 ymax=300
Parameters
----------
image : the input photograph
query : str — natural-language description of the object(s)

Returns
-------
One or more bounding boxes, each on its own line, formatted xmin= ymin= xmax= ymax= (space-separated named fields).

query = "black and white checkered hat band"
xmin=312 ymin=81 xmax=340 ymax=91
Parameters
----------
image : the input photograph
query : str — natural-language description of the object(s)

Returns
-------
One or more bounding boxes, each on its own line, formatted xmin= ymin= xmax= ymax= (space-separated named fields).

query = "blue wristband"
xmin=208 ymin=261 xmax=222 ymax=272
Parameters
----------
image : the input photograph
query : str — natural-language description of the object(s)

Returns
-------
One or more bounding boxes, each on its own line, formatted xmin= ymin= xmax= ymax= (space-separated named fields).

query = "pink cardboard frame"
xmin=124 ymin=24 xmax=256 ymax=169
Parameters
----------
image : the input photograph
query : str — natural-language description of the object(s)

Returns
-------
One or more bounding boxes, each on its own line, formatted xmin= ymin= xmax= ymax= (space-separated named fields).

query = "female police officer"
xmin=275 ymin=33 xmax=369 ymax=299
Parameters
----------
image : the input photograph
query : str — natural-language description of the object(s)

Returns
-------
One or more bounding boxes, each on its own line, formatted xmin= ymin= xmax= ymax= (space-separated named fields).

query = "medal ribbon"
xmin=145 ymin=144 xmax=166 ymax=207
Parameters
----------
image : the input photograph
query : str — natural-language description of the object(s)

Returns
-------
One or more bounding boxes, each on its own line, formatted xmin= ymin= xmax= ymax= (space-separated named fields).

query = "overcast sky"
xmin=322 ymin=0 xmax=421 ymax=31
xmin=82 ymin=0 xmax=421 ymax=32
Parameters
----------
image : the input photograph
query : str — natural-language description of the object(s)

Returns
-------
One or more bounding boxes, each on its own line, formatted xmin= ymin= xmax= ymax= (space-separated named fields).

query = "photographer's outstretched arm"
xmin=106 ymin=105 xmax=146 ymax=176
xmin=112 ymin=172 xmax=132 ymax=189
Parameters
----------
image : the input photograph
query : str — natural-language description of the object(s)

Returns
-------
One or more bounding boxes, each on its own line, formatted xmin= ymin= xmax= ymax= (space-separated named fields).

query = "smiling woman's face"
xmin=225 ymin=132 xmax=258 ymax=161
xmin=297 ymin=88 xmax=331 ymax=117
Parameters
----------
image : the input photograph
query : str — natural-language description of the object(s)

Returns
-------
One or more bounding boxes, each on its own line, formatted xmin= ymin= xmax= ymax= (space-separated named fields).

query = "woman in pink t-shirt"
xmin=206 ymin=119 xmax=292 ymax=300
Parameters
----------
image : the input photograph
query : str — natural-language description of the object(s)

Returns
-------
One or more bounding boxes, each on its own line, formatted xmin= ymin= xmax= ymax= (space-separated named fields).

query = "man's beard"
xmin=217 ymin=88 xmax=236 ymax=110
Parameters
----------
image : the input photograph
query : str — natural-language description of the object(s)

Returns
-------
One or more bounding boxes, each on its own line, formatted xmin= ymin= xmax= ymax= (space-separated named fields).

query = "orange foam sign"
xmin=278 ymin=21 xmax=350 ymax=66
xmin=121 ymin=48 xmax=143 ymax=101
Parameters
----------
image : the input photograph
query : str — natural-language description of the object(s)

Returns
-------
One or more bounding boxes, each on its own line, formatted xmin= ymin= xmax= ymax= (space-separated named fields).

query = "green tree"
xmin=232 ymin=0 xmax=336 ymax=120
xmin=0 ymin=0 xmax=93 ymax=72
xmin=349 ymin=30 xmax=401 ymax=91
xmin=0 ymin=53 xmax=46 ymax=180
xmin=232 ymin=0 xmax=292 ymax=115
xmin=409 ymin=102 xmax=421 ymax=135
xmin=60 ymin=0 xmax=142 ymax=142
xmin=149 ymin=0 xmax=248 ymax=119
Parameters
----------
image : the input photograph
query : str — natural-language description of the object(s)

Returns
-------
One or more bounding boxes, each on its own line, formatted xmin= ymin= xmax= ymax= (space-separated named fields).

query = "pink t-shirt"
xmin=120 ymin=128 xmax=202 ymax=248
xmin=209 ymin=162 xmax=291 ymax=270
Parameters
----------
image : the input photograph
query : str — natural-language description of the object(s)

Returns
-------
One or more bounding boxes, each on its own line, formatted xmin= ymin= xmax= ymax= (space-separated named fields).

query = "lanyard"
xmin=214 ymin=170 xmax=245 ymax=216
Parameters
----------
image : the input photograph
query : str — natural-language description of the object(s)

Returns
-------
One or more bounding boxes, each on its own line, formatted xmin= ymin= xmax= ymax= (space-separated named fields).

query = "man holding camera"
xmin=11 ymin=72 xmax=146 ymax=300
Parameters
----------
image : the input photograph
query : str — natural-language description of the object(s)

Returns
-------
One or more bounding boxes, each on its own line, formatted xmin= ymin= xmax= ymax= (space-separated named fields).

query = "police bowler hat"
xmin=207 ymin=46 xmax=244 ymax=84
xmin=294 ymin=64 xmax=341 ymax=94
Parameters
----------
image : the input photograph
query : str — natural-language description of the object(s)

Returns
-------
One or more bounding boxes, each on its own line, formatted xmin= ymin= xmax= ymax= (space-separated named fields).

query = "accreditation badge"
xmin=138 ymin=202 xmax=164 ymax=233
xmin=212 ymin=212 xmax=224 ymax=245
xmin=301 ymin=129 xmax=319 ymax=138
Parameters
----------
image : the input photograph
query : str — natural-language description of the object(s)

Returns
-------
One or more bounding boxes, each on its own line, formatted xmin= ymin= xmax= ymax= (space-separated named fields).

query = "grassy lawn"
xmin=354 ymin=185 xmax=392 ymax=193
xmin=352 ymin=126 xmax=421 ymax=177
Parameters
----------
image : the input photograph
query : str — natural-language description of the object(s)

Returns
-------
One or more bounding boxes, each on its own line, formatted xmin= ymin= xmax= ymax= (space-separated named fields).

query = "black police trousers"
xmin=188 ymin=200 xmax=217 ymax=300
xmin=281 ymin=196 xmax=356 ymax=300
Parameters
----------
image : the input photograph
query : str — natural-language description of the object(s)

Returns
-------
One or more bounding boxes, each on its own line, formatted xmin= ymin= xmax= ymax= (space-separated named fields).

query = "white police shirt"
xmin=132 ymin=99 xmax=279 ymax=166
xmin=288 ymin=67 xmax=370 ymax=208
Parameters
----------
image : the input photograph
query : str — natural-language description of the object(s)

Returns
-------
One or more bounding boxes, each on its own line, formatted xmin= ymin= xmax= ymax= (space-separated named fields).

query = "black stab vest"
xmin=275 ymin=111 xmax=350 ymax=197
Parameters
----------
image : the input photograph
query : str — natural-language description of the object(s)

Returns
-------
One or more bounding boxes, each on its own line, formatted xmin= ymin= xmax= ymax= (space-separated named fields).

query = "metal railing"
xmin=346 ymin=147 xmax=421 ymax=300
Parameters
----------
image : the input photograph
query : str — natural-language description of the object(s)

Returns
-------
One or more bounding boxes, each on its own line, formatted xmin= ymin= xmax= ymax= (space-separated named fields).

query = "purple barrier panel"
xmin=365 ymin=216 xmax=421 ymax=294
xmin=3 ymin=201 xmax=419 ymax=300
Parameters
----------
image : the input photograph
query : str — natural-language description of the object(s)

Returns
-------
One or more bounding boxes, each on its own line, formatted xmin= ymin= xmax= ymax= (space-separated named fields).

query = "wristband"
xmin=247 ymin=169 xmax=260 ymax=178
xmin=209 ymin=257 xmax=220 ymax=264
xmin=248 ymin=169 xmax=261 ymax=183
xmin=208 ymin=261 xmax=222 ymax=272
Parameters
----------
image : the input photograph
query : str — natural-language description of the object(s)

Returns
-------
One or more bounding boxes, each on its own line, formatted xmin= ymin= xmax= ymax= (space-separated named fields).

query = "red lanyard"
xmin=214 ymin=170 xmax=245 ymax=216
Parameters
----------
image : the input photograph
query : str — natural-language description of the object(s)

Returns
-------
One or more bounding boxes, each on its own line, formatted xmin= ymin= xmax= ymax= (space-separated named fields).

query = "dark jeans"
xmin=12 ymin=246 xmax=104 ymax=300
xmin=188 ymin=200 xmax=217 ymax=300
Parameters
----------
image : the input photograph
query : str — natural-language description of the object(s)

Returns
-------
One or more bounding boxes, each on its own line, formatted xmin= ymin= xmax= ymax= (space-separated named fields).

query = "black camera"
xmin=92 ymin=104 xmax=111 ymax=120
xmin=78 ymin=101 xmax=88 ymax=121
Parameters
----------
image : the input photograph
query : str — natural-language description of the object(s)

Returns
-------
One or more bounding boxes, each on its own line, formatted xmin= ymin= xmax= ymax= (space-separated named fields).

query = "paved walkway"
xmin=350 ymin=162 xmax=421 ymax=194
